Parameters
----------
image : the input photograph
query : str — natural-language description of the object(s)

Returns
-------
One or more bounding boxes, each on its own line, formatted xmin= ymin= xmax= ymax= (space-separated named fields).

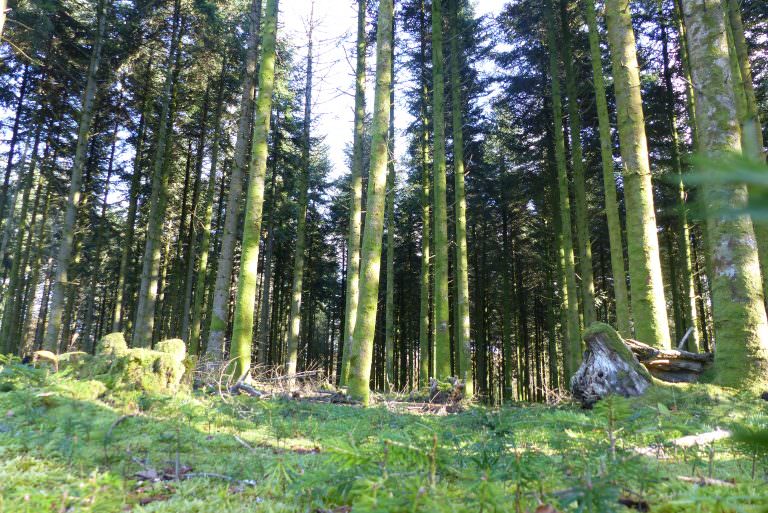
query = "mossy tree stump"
xmin=571 ymin=323 xmax=652 ymax=407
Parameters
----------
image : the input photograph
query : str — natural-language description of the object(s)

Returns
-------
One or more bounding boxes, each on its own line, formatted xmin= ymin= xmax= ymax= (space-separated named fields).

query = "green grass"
xmin=0 ymin=361 xmax=767 ymax=512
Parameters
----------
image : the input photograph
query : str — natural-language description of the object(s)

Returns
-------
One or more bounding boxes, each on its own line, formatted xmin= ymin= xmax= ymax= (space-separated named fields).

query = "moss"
xmin=155 ymin=338 xmax=187 ymax=363
xmin=102 ymin=348 xmax=186 ymax=394
xmin=95 ymin=332 xmax=128 ymax=356
xmin=583 ymin=322 xmax=653 ymax=381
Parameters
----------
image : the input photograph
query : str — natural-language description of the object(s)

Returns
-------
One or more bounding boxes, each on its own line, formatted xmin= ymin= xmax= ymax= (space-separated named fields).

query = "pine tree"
xmin=229 ymin=0 xmax=280 ymax=380
xmin=603 ymin=0 xmax=670 ymax=348
xmin=681 ymin=0 xmax=768 ymax=390
xmin=346 ymin=0 xmax=394 ymax=405
xmin=44 ymin=0 xmax=107 ymax=351
xmin=339 ymin=0 xmax=367 ymax=386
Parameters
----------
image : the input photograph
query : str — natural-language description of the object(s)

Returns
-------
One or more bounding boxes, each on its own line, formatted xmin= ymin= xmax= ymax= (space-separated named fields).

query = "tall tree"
xmin=560 ymin=0 xmax=595 ymax=326
xmin=206 ymin=0 xmax=262 ymax=360
xmin=43 ymin=0 xmax=107 ymax=351
xmin=346 ymin=0 xmax=394 ymax=405
xmin=385 ymin=30 xmax=396 ymax=389
xmin=131 ymin=0 xmax=183 ymax=348
xmin=681 ymin=0 xmax=768 ymax=390
xmin=431 ymin=0 xmax=451 ymax=379
xmin=340 ymin=0 xmax=367 ymax=386
xmin=449 ymin=0 xmax=473 ymax=396
xmin=583 ymin=0 xmax=630 ymax=336
xmin=545 ymin=0 xmax=581 ymax=381
xmin=286 ymin=7 xmax=314 ymax=378
xmin=229 ymin=0 xmax=279 ymax=380
xmin=603 ymin=0 xmax=670 ymax=347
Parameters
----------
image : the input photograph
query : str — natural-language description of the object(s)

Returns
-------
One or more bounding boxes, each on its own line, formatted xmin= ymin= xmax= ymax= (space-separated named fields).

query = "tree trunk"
xmin=603 ymin=0 xmax=671 ymax=348
xmin=132 ymin=0 xmax=183 ymax=348
xmin=206 ymin=0 xmax=262 ymax=361
xmin=384 ymin=42 xmax=396 ymax=390
xmin=43 ymin=0 xmax=106 ymax=351
xmin=431 ymin=0 xmax=451 ymax=380
xmin=286 ymin=11 xmax=313 ymax=379
xmin=346 ymin=0 xmax=394 ymax=405
xmin=546 ymin=0 xmax=582 ymax=381
xmin=229 ymin=0 xmax=279 ymax=380
xmin=340 ymin=0 xmax=368 ymax=386
xmin=681 ymin=0 xmax=768 ymax=391
xmin=560 ymin=0 xmax=595 ymax=326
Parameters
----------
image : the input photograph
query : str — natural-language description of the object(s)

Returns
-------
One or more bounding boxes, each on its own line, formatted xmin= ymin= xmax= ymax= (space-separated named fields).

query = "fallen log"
xmin=571 ymin=323 xmax=653 ymax=407
xmin=623 ymin=338 xmax=713 ymax=383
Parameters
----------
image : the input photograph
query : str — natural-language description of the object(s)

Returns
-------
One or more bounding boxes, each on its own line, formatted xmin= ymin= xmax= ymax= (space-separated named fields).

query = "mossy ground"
xmin=0 ymin=360 xmax=766 ymax=512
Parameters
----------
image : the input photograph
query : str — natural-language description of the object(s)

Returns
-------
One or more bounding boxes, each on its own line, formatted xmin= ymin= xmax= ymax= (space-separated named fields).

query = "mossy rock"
xmin=101 ymin=348 xmax=186 ymax=394
xmin=58 ymin=379 xmax=107 ymax=401
xmin=58 ymin=352 xmax=92 ymax=373
xmin=155 ymin=338 xmax=186 ymax=363
xmin=95 ymin=332 xmax=128 ymax=356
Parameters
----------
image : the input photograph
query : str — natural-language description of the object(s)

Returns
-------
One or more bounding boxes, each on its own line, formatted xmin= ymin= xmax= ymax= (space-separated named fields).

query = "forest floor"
xmin=0 ymin=362 xmax=767 ymax=512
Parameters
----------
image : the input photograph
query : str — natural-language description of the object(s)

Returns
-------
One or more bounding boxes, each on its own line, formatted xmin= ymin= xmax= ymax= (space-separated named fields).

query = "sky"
xmin=279 ymin=0 xmax=509 ymax=180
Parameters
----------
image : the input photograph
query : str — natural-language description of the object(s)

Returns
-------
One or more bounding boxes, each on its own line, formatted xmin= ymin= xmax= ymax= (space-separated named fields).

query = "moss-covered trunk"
xmin=604 ymin=0 xmax=671 ymax=348
xmin=681 ymin=0 xmax=768 ymax=390
xmin=346 ymin=0 xmax=394 ymax=405
xmin=449 ymin=0 xmax=473 ymax=397
xmin=584 ymin=0 xmax=631 ymax=337
xmin=286 ymin=16 xmax=313 ymax=378
xmin=205 ymin=0 xmax=262 ymax=361
xmin=131 ymin=2 xmax=183 ymax=348
xmin=229 ymin=0 xmax=279 ymax=380
xmin=43 ymin=0 xmax=106 ymax=351
xmin=560 ymin=0 xmax=595 ymax=326
xmin=339 ymin=0 xmax=367 ymax=386
xmin=546 ymin=0 xmax=581 ymax=381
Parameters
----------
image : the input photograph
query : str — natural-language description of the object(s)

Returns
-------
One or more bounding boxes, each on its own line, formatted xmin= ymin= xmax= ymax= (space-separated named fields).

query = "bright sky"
xmin=279 ymin=0 xmax=509 ymax=180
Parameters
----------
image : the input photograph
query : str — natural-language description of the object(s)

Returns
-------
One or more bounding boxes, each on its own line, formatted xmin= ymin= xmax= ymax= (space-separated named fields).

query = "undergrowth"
xmin=0 ymin=358 xmax=766 ymax=512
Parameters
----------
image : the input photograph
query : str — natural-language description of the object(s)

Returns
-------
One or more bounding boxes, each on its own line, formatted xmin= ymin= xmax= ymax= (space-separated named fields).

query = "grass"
xmin=0 ymin=360 xmax=767 ymax=512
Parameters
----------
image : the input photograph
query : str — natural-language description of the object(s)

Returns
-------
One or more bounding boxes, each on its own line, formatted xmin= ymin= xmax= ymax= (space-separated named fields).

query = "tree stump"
xmin=571 ymin=323 xmax=653 ymax=407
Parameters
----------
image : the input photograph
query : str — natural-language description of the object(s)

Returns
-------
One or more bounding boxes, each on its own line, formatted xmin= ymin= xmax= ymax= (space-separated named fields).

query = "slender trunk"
xmin=546 ymin=0 xmax=582 ymax=381
xmin=132 ymin=0 xmax=183 ymax=348
xmin=385 ymin=28 xmax=396 ymax=389
xmin=0 ymin=64 xmax=30 ymax=232
xmin=417 ymin=0 xmax=431 ymax=388
xmin=449 ymin=0 xmax=473 ymax=396
xmin=286 ymin=11 xmax=313 ymax=378
xmin=113 ymin=58 xmax=152 ymax=332
xmin=340 ymin=0 xmax=368 ymax=385
xmin=206 ymin=0 xmax=263 ymax=360
xmin=43 ymin=0 xmax=106 ymax=351
xmin=501 ymin=214 xmax=515 ymax=401
xmin=660 ymin=12 xmax=699 ymax=350
xmin=560 ymin=0 xmax=595 ymax=326
xmin=189 ymin=60 xmax=227 ymax=356
xmin=604 ymin=0 xmax=670 ymax=347
xmin=0 ymin=0 xmax=7 ymax=39
xmin=431 ymin=0 xmax=451 ymax=379
xmin=583 ymin=0 xmax=630 ymax=336
xmin=229 ymin=0 xmax=279 ymax=379
xmin=681 ymin=0 xmax=768 ymax=391
xmin=673 ymin=0 xmax=699 ymax=150
xmin=346 ymin=0 xmax=394 ymax=405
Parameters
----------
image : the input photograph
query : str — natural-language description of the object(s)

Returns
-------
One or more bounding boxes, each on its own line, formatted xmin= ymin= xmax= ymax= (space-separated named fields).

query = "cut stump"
xmin=571 ymin=323 xmax=653 ymax=407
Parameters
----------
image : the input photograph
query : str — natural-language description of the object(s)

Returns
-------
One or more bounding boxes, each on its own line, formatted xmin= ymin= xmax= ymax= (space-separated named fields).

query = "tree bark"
xmin=346 ymin=0 xmax=394 ymax=405
xmin=603 ymin=0 xmax=671 ymax=348
xmin=229 ymin=0 xmax=279 ymax=380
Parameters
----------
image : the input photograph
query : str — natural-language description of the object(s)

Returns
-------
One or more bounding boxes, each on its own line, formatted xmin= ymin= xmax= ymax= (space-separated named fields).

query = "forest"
xmin=0 ymin=0 xmax=768 ymax=511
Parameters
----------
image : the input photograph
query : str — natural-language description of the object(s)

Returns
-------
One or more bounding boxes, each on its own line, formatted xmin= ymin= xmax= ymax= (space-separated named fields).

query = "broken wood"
xmin=623 ymin=338 xmax=713 ymax=383
xmin=571 ymin=323 xmax=653 ymax=407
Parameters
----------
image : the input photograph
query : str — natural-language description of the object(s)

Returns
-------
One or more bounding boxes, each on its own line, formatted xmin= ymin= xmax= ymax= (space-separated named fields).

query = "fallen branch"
xmin=183 ymin=472 xmax=257 ymax=486
xmin=677 ymin=475 xmax=735 ymax=487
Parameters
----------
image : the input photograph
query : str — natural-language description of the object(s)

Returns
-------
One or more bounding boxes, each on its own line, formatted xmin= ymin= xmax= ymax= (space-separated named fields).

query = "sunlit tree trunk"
xmin=546 ymin=0 xmax=581 ymax=381
xmin=604 ymin=0 xmax=671 ymax=348
xmin=449 ymin=0 xmax=473 ymax=397
xmin=346 ymin=0 xmax=394 ymax=405
xmin=583 ymin=0 xmax=630 ymax=336
xmin=229 ymin=0 xmax=279 ymax=380
xmin=206 ymin=0 xmax=262 ymax=361
xmin=286 ymin=11 xmax=313 ymax=378
xmin=0 ymin=0 xmax=7 ymax=39
xmin=385 ymin=38 xmax=396 ymax=389
xmin=340 ymin=0 xmax=367 ymax=386
xmin=43 ymin=0 xmax=106 ymax=351
xmin=681 ymin=0 xmax=768 ymax=390
xmin=132 ymin=0 xmax=183 ymax=348
xmin=189 ymin=61 xmax=227 ymax=356
xmin=431 ymin=0 xmax=451 ymax=379
xmin=560 ymin=0 xmax=595 ymax=326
